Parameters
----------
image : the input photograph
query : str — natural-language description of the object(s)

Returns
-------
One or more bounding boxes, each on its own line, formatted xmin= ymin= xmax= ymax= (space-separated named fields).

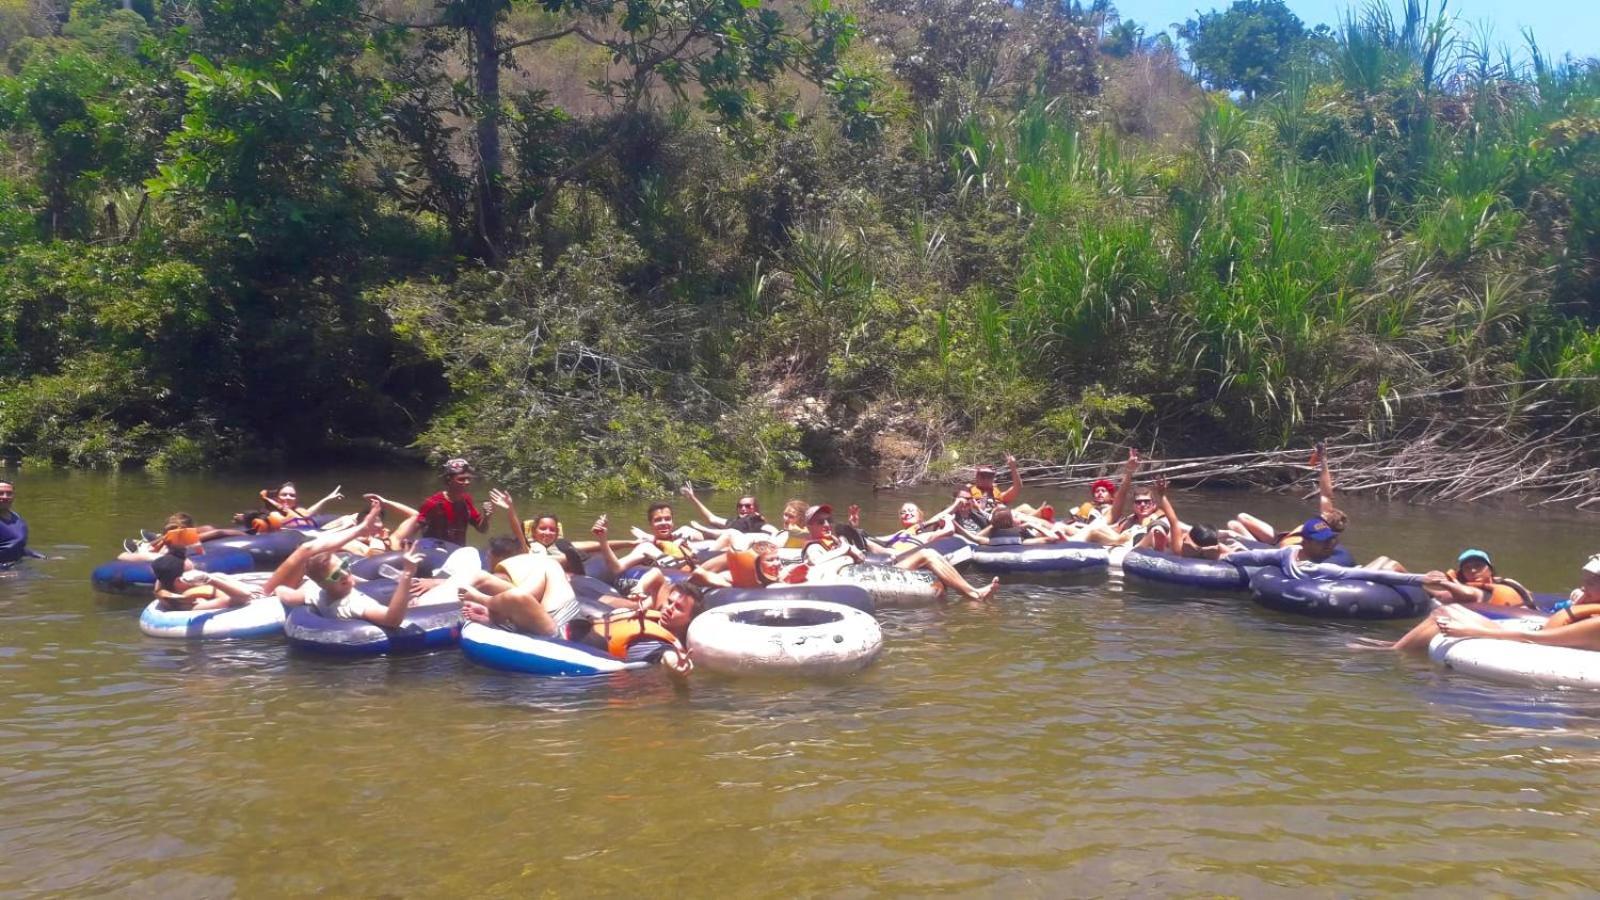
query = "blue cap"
xmin=1457 ymin=548 xmax=1492 ymax=567
xmin=1301 ymin=517 xmax=1337 ymax=543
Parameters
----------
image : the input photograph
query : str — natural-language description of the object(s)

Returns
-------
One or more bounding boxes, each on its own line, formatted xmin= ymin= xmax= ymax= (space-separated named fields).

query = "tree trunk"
xmin=471 ymin=0 xmax=503 ymax=261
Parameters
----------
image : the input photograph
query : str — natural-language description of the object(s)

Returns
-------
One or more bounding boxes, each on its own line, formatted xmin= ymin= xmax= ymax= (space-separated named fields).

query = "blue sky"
xmin=1113 ymin=0 xmax=1598 ymax=64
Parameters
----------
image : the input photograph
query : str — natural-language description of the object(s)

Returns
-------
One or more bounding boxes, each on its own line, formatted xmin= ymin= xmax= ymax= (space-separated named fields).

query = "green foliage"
xmin=1181 ymin=0 xmax=1306 ymax=97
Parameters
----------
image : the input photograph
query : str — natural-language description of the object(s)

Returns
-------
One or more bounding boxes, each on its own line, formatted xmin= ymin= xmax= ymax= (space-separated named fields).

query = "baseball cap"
xmin=1457 ymin=548 xmax=1493 ymax=567
xmin=804 ymin=504 xmax=833 ymax=524
xmin=1301 ymin=517 xmax=1338 ymax=543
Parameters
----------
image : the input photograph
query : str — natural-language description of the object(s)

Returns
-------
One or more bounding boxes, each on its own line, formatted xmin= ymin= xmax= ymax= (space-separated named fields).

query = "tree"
xmin=1180 ymin=0 xmax=1305 ymax=98
xmin=374 ymin=0 xmax=857 ymax=261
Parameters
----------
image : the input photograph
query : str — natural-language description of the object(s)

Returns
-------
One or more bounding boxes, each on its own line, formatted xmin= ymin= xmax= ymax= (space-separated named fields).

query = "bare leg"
xmin=896 ymin=549 xmax=998 ymax=601
xmin=1366 ymin=556 xmax=1406 ymax=572
xmin=1233 ymin=513 xmax=1276 ymax=542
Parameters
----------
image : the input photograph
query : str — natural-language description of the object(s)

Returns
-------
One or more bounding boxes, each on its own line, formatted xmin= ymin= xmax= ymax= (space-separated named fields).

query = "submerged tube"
xmin=91 ymin=548 xmax=256 ymax=596
xmin=968 ymin=541 xmax=1109 ymax=574
xmin=1249 ymin=568 xmax=1431 ymax=620
xmin=1122 ymin=550 xmax=1251 ymax=591
xmin=687 ymin=599 xmax=883 ymax=677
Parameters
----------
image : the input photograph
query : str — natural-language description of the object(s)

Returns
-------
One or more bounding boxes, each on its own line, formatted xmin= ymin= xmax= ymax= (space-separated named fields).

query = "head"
xmin=781 ymin=499 xmax=808 ymax=528
xmin=163 ymin=512 xmax=196 ymax=532
xmin=646 ymin=502 xmax=675 ymax=539
xmin=951 ymin=489 xmax=974 ymax=511
xmin=1579 ymin=554 xmax=1600 ymax=603
xmin=990 ymin=508 xmax=1016 ymax=531
xmin=273 ymin=482 xmax=299 ymax=506
xmin=0 ymin=480 xmax=12 ymax=512
xmin=488 ymin=536 xmax=522 ymax=569
xmin=749 ymin=540 xmax=781 ymax=584
xmin=899 ymin=503 xmax=923 ymax=527
xmin=441 ymin=458 xmax=475 ymax=494
xmin=1131 ymin=490 xmax=1157 ymax=517
xmin=1456 ymin=549 xmax=1494 ymax=583
xmin=1190 ymin=524 xmax=1219 ymax=549
xmin=658 ymin=582 xmax=703 ymax=635
xmin=150 ymin=550 xmax=187 ymax=592
xmin=1090 ymin=479 xmax=1116 ymax=504
xmin=1298 ymin=517 xmax=1340 ymax=560
xmin=306 ymin=552 xmax=355 ymax=597
xmin=527 ymin=514 xmax=561 ymax=547
xmin=735 ymin=496 xmax=760 ymax=516
xmin=804 ymin=504 xmax=834 ymax=539
xmin=974 ymin=464 xmax=997 ymax=488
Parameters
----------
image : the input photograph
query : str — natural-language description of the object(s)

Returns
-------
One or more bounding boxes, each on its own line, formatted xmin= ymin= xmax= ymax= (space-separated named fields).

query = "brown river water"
xmin=3 ymin=467 xmax=1600 ymax=896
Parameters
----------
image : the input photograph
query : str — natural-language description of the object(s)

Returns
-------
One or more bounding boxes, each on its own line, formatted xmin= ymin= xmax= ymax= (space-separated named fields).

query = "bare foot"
xmin=1345 ymin=637 xmax=1395 ymax=651
xmin=461 ymin=599 xmax=492 ymax=625
xmin=458 ymin=584 xmax=492 ymax=605
xmin=972 ymin=577 xmax=1000 ymax=602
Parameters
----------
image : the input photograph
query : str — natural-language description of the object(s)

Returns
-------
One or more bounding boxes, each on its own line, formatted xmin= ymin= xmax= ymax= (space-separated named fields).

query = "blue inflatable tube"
xmin=347 ymin=539 xmax=461 ymax=581
xmin=283 ymin=580 xmax=462 ymax=656
xmin=206 ymin=531 xmax=310 ymax=569
xmin=968 ymin=541 xmax=1109 ymax=574
xmin=91 ymin=548 xmax=256 ymax=596
xmin=459 ymin=621 xmax=650 ymax=676
xmin=1124 ymin=543 xmax=1356 ymax=592
xmin=1249 ymin=568 xmax=1431 ymax=619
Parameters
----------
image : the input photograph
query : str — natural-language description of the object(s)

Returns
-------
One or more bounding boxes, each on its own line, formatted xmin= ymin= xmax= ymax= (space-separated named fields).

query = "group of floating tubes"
xmin=91 ymin=522 xmax=1599 ymax=688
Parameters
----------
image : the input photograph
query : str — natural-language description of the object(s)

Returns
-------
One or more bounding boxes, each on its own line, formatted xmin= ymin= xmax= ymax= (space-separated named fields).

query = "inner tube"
xmin=347 ymin=538 xmax=461 ymax=581
xmin=687 ymin=599 xmax=883 ymax=677
xmin=284 ymin=579 xmax=461 ymax=656
xmin=206 ymin=531 xmax=310 ymax=569
xmin=968 ymin=541 xmax=1109 ymax=574
xmin=820 ymin=563 xmax=942 ymax=607
xmin=1122 ymin=549 xmax=1252 ymax=591
xmin=459 ymin=621 xmax=651 ymax=676
xmin=139 ymin=596 xmax=287 ymax=640
xmin=1249 ymin=568 xmax=1431 ymax=620
xmin=1429 ymin=631 xmax=1600 ymax=690
xmin=703 ymin=583 xmax=874 ymax=615
xmin=91 ymin=548 xmax=256 ymax=597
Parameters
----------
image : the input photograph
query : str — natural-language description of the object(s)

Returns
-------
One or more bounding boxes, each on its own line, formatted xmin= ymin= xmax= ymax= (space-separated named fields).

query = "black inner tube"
xmin=729 ymin=607 xmax=845 ymax=628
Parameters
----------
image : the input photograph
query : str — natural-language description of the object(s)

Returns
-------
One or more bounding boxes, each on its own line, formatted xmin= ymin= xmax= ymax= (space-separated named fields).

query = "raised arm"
xmin=681 ymin=483 xmax=726 ymax=528
xmin=1108 ymin=449 xmax=1141 ymax=524
xmin=999 ymin=454 xmax=1023 ymax=504
xmin=1315 ymin=442 xmax=1336 ymax=517
xmin=489 ymin=489 xmax=527 ymax=552
xmin=303 ymin=485 xmax=344 ymax=517
xmin=1153 ymin=477 xmax=1188 ymax=556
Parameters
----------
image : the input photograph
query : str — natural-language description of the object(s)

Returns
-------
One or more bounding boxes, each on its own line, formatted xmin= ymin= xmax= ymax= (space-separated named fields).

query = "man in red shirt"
xmin=417 ymin=458 xmax=493 ymax=546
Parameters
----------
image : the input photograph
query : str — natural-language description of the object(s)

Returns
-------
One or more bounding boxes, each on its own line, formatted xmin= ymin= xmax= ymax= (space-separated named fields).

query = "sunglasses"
xmin=318 ymin=556 xmax=352 ymax=587
xmin=738 ymin=502 xmax=757 ymax=510
xmin=1134 ymin=498 xmax=1156 ymax=505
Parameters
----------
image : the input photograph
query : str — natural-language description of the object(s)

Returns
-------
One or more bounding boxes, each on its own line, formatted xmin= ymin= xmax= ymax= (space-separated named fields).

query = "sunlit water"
xmin=4 ymin=468 xmax=1600 ymax=895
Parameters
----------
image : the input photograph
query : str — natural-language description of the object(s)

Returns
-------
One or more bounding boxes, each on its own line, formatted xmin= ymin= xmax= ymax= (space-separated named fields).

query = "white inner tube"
xmin=1429 ymin=628 xmax=1600 ymax=690
xmin=138 ymin=572 xmax=287 ymax=640
xmin=821 ymin=564 xmax=943 ymax=607
xmin=687 ymin=598 xmax=883 ymax=677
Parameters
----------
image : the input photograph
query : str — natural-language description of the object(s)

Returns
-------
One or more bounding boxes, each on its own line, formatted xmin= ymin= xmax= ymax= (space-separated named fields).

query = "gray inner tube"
xmin=728 ymin=606 xmax=846 ymax=628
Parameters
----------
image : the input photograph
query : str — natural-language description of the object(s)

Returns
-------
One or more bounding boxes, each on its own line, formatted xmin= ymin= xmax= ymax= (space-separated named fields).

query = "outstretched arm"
xmin=303 ymin=485 xmax=344 ymax=517
xmin=1000 ymin=454 xmax=1023 ymax=504
xmin=369 ymin=548 xmax=423 ymax=628
xmin=490 ymin=489 xmax=528 ymax=552
xmin=681 ymin=484 xmax=726 ymax=528
xmin=1154 ymin=477 xmax=1189 ymax=556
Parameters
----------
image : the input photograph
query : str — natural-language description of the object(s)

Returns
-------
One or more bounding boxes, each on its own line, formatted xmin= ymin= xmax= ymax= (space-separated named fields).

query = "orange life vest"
xmin=156 ymin=527 xmax=203 ymax=549
xmin=599 ymin=610 xmax=682 ymax=659
xmin=156 ymin=584 xmax=220 ymax=611
xmin=1446 ymin=569 xmax=1528 ymax=608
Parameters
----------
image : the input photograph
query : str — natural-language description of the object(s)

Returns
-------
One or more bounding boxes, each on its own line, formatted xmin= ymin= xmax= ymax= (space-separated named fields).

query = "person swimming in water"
xmin=0 ymin=480 xmax=43 ymax=566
